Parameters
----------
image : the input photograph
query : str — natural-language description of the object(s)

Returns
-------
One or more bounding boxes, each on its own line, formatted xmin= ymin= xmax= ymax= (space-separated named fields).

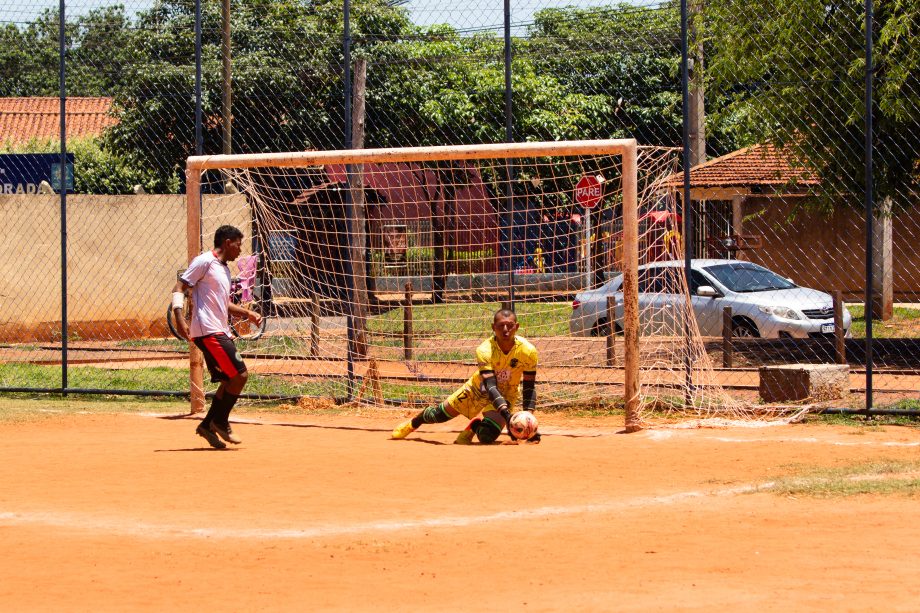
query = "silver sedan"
xmin=569 ymin=259 xmax=852 ymax=339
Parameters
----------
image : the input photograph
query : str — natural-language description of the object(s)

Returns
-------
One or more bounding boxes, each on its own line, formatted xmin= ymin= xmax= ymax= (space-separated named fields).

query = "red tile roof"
xmin=663 ymin=144 xmax=818 ymax=189
xmin=0 ymin=97 xmax=117 ymax=146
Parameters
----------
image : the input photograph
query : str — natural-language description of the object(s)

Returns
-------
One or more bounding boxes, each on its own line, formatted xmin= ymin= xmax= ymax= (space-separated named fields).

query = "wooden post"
xmin=606 ymin=295 xmax=617 ymax=366
xmin=403 ymin=282 xmax=413 ymax=360
xmin=309 ymin=293 xmax=320 ymax=357
xmin=833 ymin=291 xmax=846 ymax=365
xmin=185 ymin=167 xmax=205 ymax=414
xmin=722 ymin=306 xmax=733 ymax=369
xmin=731 ymin=195 xmax=745 ymax=261
xmin=621 ymin=144 xmax=641 ymax=432
xmin=355 ymin=358 xmax=383 ymax=405
xmin=349 ymin=57 xmax=369 ymax=357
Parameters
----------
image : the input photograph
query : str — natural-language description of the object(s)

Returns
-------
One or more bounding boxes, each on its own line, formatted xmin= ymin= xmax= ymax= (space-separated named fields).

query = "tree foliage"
xmin=705 ymin=0 xmax=920 ymax=208
xmin=524 ymin=5 xmax=681 ymax=146
xmin=6 ymin=0 xmax=916 ymax=204
xmin=0 ymin=6 xmax=135 ymax=97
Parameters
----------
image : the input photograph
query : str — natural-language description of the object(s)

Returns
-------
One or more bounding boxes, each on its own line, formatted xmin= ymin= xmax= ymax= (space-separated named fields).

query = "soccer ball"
xmin=509 ymin=411 xmax=538 ymax=441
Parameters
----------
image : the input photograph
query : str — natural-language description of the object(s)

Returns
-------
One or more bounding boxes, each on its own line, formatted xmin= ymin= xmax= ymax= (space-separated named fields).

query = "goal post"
xmin=185 ymin=139 xmax=641 ymax=426
xmin=184 ymin=167 xmax=206 ymax=414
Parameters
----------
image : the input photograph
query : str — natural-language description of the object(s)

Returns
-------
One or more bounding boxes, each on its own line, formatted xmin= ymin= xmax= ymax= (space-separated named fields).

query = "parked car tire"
xmin=593 ymin=318 xmax=610 ymax=337
xmin=732 ymin=317 xmax=760 ymax=338
xmin=592 ymin=318 xmax=623 ymax=337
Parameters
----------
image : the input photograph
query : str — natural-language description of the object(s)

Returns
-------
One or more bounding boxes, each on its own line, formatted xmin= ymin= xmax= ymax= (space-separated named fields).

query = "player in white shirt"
xmin=171 ymin=225 xmax=262 ymax=449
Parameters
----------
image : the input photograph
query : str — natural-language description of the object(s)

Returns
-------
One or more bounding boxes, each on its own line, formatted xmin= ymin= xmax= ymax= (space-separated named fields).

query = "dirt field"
xmin=1 ymin=404 xmax=919 ymax=611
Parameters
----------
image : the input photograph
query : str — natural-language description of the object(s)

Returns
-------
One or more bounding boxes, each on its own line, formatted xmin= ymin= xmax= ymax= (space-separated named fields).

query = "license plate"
xmin=821 ymin=323 xmax=835 ymax=333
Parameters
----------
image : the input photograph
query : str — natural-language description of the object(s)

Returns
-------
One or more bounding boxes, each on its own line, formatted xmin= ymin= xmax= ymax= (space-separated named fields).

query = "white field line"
xmin=140 ymin=412 xmax=920 ymax=445
xmin=644 ymin=429 xmax=920 ymax=447
xmin=0 ymin=482 xmax=772 ymax=541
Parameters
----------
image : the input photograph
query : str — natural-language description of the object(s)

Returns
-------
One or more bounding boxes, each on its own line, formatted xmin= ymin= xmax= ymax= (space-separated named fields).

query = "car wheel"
xmin=732 ymin=318 xmax=760 ymax=338
xmin=593 ymin=318 xmax=611 ymax=337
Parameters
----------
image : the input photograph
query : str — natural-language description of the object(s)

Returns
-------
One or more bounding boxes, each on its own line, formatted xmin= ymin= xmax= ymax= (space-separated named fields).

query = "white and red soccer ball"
xmin=509 ymin=411 xmax=538 ymax=441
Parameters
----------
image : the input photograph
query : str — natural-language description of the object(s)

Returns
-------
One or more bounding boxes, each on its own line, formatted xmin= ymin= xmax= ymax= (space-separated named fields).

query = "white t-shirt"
xmin=181 ymin=250 xmax=232 ymax=338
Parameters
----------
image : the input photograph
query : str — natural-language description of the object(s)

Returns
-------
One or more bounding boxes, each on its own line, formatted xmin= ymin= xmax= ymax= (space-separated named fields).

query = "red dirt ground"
xmin=1 ymin=407 xmax=919 ymax=611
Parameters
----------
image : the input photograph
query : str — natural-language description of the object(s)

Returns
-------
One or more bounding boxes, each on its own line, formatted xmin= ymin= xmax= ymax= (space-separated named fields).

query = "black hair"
xmin=493 ymin=308 xmax=516 ymax=323
xmin=214 ymin=225 xmax=243 ymax=248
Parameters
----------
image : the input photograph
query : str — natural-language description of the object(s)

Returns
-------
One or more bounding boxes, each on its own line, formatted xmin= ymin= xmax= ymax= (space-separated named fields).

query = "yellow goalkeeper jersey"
xmin=468 ymin=334 xmax=538 ymax=401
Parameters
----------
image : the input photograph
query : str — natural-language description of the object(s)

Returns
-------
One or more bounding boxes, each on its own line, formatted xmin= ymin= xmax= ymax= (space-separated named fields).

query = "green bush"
xmin=1 ymin=136 xmax=175 ymax=195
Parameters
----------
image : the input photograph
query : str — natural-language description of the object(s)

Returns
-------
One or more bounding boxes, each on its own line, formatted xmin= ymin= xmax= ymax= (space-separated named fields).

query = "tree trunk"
xmin=872 ymin=196 xmax=893 ymax=321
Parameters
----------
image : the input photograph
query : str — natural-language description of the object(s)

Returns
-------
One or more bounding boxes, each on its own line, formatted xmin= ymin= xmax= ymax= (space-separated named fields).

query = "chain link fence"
xmin=0 ymin=0 xmax=917 ymax=413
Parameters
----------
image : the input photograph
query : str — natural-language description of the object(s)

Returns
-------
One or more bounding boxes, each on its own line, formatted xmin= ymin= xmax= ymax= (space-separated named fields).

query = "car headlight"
xmin=757 ymin=305 xmax=802 ymax=321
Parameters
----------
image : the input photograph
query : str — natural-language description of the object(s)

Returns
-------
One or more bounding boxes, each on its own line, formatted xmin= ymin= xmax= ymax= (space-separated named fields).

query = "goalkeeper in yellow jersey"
xmin=391 ymin=309 xmax=540 ymax=444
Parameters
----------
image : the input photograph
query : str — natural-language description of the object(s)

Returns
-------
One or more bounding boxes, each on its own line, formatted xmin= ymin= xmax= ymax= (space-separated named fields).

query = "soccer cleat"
xmin=391 ymin=420 xmax=416 ymax=440
xmin=454 ymin=418 xmax=481 ymax=445
xmin=196 ymin=423 xmax=226 ymax=449
xmin=211 ymin=421 xmax=242 ymax=444
xmin=454 ymin=428 xmax=475 ymax=445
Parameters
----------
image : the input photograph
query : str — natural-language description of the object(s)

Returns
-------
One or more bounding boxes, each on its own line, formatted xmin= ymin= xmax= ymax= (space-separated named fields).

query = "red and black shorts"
xmin=193 ymin=333 xmax=247 ymax=383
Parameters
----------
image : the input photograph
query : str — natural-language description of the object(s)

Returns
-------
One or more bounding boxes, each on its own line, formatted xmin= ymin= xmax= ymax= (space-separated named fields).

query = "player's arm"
xmin=521 ymin=370 xmax=541 ymax=442
xmin=522 ymin=370 xmax=537 ymax=412
xmin=481 ymin=370 xmax=511 ymax=419
xmin=170 ymin=279 xmax=192 ymax=340
xmin=228 ymin=301 xmax=262 ymax=324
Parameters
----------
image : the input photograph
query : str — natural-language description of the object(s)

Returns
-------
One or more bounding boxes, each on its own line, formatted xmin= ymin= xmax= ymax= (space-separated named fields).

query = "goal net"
xmin=185 ymin=140 xmax=754 ymax=430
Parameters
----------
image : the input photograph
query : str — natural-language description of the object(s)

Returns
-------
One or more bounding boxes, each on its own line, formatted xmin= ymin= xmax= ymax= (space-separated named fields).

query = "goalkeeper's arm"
xmin=481 ymin=370 xmax=509 ymax=417
xmin=521 ymin=370 xmax=540 ymax=442
xmin=522 ymin=370 xmax=537 ymax=412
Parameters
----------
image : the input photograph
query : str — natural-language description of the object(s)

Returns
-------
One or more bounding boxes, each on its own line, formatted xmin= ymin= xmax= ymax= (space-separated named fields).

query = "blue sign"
xmin=0 ymin=153 xmax=75 ymax=194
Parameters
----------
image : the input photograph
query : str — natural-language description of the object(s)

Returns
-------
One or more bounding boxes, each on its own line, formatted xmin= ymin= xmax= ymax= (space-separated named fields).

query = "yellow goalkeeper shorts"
xmin=445 ymin=381 xmax=518 ymax=419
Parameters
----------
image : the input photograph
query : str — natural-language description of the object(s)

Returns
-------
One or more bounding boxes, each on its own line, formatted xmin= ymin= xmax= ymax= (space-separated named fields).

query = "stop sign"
xmin=575 ymin=175 xmax=603 ymax=209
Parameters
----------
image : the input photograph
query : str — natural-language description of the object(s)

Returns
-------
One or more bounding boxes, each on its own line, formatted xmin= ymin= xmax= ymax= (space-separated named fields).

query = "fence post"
xmin=310 ymin=293 xmax=320 ymax=357
xmin=403 ymin=282 xmax=414 ymax=360
xmin=606 ymin=295 xmax=616 ymax=366
xmin=833 ymin=291 xmax=846 ymax=365
xmin=722 ymin=306 xmax=733 ymax=368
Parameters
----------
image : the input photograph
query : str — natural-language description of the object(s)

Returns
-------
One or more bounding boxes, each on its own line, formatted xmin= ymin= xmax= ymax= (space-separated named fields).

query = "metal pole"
xmin=194 ymin=0 xmax=203 ymax=244
xmin=59 ymin=0 xmax=68 ymax=394
xmin=221 ymin=0 xmax=231 ymax=155
xmin=863 ymin=0 xmax=875 ymax=411
xmin=194 ymin=0 xmax=203 ymax=156
xmin=343 ymin=0 xmax=356 ymax=398
xmin=503 ymin=0 xmax=515 ymax=309
xmin=680 ymin=0 xmax=693 ymax=404
xmin=585 ymin=209 xmax=592 ymax=287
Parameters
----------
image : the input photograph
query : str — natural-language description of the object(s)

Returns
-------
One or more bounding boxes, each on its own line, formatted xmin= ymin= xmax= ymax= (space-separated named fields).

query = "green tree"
xmin=365 ymin=22 xmax=635 ymax=149
xmin=705 ymin=0 xmax=920 ymax=209
xmin=105 ymin=0 xmax=414 ymax=191
xmin=523 ymin=4 xmax=681 ymax=147
xmin=0 ymin=5 xmax=135 ymax=97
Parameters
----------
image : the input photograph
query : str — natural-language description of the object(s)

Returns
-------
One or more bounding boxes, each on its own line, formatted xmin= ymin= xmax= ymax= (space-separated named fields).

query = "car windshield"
xmin=702 ymin=262 xmax=796 ymax=293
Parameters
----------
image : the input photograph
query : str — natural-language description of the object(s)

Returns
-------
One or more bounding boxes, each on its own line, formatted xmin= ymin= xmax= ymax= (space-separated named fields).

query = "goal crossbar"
xmin=187 ymin=139 xmax=637 ymax=170
xmin=184 ymin=139 xmax=640 ymax=430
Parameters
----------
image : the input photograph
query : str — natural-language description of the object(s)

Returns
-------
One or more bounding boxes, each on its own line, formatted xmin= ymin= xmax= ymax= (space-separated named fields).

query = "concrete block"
xmin=759 ymin=364 xmax=849 ymax=403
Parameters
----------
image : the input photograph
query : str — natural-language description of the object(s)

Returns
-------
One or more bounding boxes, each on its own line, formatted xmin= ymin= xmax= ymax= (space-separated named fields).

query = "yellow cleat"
xmin=453 ymin=429 xmax=474 ymax=445
xmin=391 ymin=420 xmax=416 ymax=439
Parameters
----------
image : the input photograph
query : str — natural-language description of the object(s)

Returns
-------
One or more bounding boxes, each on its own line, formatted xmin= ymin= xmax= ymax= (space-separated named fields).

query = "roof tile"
xmin=664 ymin=144 xmax=818 ymax=188
xmin=0 ymin=97 xmax=117 ymax=146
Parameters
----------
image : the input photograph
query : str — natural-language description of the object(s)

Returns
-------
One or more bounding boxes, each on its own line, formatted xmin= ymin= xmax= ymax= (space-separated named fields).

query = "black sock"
xmin=219 ymin=392 xmax=239 ymax=426
xmin=201 ymin=392 xmax=224 ymax=428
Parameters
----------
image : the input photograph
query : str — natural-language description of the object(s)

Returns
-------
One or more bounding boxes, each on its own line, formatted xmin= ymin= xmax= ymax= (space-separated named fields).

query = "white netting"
xmin=193 ymin=142 xmax=761 ymax=427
